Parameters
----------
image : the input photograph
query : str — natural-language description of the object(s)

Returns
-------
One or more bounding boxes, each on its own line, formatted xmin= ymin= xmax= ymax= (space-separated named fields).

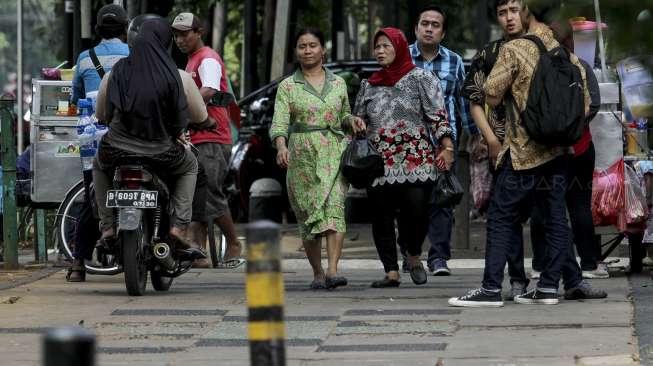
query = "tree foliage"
xmin=0 ymin=0 xmax=63 ymax=89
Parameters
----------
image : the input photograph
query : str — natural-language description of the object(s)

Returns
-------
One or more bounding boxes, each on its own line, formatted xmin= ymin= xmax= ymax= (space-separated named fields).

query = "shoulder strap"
xmin=88 ymin=47 xmax=106 ymax=78
xmin=521 ymin=35 xmax=548 ymax=55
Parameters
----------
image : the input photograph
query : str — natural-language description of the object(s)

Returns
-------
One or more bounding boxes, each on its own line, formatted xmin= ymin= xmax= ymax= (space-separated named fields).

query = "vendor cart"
xmin=30 ymin=79 xmax=80 ymax=205
xmin=592 ymin=73 xmax=651 ymax=274
xmin=581 ymin=0 xmax=652 ymax=273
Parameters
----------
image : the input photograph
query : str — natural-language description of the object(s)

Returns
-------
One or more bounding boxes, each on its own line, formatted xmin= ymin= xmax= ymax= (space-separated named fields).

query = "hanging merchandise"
xmin=624 ymin=164 xmax=649 ymax=225
xmin=618 ymin=56 xmax=653 ymax=120
xmin=591 ymin=158 xmax=626 ymax=231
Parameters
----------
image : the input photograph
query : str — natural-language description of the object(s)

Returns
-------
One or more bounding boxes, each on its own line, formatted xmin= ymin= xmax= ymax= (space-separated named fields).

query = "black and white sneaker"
xmin=514 ymin=288 xmax=559 ymax=305
xmin=507 ymin=281 xmax=527 ymax=301
xmin=448 ymin=288 xmax=504 ymax=308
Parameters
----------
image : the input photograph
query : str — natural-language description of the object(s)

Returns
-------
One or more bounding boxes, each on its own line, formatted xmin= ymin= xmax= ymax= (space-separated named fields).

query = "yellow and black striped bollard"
xmin=246 ymin=221 xmax=286 ymax=366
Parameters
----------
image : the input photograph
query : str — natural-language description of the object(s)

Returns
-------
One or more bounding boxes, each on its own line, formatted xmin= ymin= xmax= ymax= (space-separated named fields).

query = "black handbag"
xmin=423 ymin=122 xmax=463 ymax=207
xmin=341 ymin=137 xmax=384 ymax=189
xmin=432 ymin=171 xmax=464 ymax=207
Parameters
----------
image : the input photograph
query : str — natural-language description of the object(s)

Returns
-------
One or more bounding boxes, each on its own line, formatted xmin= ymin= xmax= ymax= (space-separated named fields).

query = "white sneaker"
xmin=582 ymin=263 xmax=609 ymax=279
xmin=530 ymin=270 xmax=541 ymax=279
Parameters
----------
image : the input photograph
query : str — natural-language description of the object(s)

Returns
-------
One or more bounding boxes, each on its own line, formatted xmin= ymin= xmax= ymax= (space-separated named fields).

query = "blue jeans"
xmin=482 ymin=154 xmax=571 ymax=291
xmin=427 ymin=150 xmax=456 ymax=265
xmin=426 ymin=204 xmax=454 ymax=264
xmin=532 ymin=143 xmax=600 ymax=272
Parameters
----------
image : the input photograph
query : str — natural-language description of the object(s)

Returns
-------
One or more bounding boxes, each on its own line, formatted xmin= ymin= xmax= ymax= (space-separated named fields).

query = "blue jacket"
xmin=71 ymin=38 xmax=129 ymax=104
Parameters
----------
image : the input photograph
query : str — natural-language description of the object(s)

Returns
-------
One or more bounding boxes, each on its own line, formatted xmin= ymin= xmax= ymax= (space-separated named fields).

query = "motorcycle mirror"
xmin=250 ymin=97 xmax=269 ymax=113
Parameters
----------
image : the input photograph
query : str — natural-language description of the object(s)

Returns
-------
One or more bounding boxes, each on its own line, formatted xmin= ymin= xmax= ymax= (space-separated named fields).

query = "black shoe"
xmin=371 ymin=277 xmax=401 ymax=288
xmin=564 ymin=281 xmax=607 ymax=300
xmin=409 ymin=262 xmax=427 ymax=285
xmin=325 ymin=276 xmax=348 ymax=289
xmin=448 ymin=288 xmax=503 ymax=307
xmin=507 ymin=281 xmax=527 ymax=301
xmin=310 ymin=279 xmax=326 ymax=290
xmin=401 ymin=260 xmax=410 ymax=273
xmin=514 ymin=288 xmax=559 ymax=305
xmin=177 ymin=247 xmax=207 ymax=260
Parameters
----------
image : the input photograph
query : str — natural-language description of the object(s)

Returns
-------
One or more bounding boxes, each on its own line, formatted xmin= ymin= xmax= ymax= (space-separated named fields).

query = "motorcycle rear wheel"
xmin=150 ymin=270 xmax=173 ymax=291
xmin=122 ymin=223 xmax=148 ymax=296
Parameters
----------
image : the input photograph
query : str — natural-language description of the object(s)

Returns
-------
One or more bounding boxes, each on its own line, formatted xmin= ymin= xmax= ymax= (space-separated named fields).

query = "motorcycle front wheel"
xmin=122 ymin=222 xmax=149 ymax=296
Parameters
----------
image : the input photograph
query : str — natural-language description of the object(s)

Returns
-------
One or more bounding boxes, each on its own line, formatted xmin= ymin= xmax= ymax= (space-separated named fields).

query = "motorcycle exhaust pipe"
xmin=153 ymin=243 xmax=176 ymax=271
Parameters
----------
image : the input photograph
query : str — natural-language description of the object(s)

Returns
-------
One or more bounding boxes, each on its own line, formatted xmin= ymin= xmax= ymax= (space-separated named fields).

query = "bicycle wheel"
xmin=54 ymin=180 xmax=120 ymax=275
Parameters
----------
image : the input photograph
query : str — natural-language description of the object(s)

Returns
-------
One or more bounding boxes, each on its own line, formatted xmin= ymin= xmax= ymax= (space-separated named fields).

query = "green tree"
xmin=0 ymin=0 xmax=64 ymax=87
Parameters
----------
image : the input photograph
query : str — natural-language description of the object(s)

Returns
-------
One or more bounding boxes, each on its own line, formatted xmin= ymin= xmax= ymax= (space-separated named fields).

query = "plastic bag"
xmin=467 ymin=134 xmax=492 ymax=211
xmin=591 ymin=158 xmax=626 ymax=231
xmin=432 ymin=171 xmax=464 ymax=207
xmin=341 ymin=137 xmax=384 ymax=189
xmin=471 ymin=159 xmax=492 ymax=211
xmin=625 ymin=164 xmax=649 ymax=224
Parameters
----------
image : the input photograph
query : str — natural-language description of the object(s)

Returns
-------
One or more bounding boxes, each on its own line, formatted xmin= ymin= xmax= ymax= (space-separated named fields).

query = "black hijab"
xmin=107 ymin=18 xmax=189 ymax=141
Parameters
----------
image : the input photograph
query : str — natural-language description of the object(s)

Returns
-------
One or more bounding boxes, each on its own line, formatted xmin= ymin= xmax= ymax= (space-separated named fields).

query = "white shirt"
xmin=197 ymin=58 xmax=222 ymax=91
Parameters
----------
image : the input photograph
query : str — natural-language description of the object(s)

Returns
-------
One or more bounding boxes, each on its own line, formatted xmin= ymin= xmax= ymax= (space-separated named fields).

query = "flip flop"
xmin=221 ymin=258 xmax=246 ymax=269
xmin=310 ymin=279 xmax=326 ymax=290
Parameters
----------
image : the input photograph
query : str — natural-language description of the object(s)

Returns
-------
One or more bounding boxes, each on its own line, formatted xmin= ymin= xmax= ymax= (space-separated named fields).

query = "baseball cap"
xmin=171 ymin=12 xmax=201 ymax=31
xmin=97 ymin=4 xmax=128 ymax=27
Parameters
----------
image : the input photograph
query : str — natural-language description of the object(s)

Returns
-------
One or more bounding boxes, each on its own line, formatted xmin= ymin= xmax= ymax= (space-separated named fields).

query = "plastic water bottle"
xmin=95 ymin=123 xmax=108 ymax=144
xmin=637 ymin=118 xmax=649 ymax=154
xmin=77 ymin=98 xmax=96 ymax=171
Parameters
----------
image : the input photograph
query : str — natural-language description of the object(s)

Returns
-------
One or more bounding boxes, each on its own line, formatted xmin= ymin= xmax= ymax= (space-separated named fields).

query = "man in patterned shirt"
xmin=408 ymin=5 xmax=477 ymax=276
xmin=462 ymin=0 xmax=530 ymax=299
xmin=449 ymin=0 xmax=605 ymax=307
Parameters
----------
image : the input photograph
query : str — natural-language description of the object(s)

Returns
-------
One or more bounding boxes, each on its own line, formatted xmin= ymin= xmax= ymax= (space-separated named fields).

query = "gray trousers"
xmin=93 ymin=148 xmax=198 ymax=231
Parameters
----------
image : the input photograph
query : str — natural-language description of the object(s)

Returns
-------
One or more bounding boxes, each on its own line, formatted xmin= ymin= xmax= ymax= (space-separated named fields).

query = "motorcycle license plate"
xmin=106 ymin=190 xmax=158 ymax=208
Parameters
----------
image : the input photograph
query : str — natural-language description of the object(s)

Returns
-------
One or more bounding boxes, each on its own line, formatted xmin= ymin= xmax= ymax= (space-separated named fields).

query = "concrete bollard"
xmin=43 ymin=326 xmax=95 ymax=366
xmin=245 ymin=220 xmax=285 ymax=366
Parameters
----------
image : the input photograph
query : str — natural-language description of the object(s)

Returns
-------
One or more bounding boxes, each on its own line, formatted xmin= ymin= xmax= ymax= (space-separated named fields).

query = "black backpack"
xmin=520 ymin=35 xmax=585 ymax=146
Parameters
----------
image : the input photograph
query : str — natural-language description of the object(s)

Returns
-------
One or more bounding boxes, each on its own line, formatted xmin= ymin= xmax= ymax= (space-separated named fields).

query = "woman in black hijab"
xmin=93 ymin=17 xmax=198 ymax=244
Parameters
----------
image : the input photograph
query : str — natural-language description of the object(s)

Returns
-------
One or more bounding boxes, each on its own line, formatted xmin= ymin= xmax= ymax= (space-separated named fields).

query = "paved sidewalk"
xmin=0 ymin=261 xmax=638 ymax=366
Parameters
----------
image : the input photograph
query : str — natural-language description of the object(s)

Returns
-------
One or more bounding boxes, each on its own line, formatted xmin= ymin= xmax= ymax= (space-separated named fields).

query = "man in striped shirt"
xmin=71 ymin=4 xmax=129 ymax=104
xmin=407 ymin=5 xmax=477 ymax=277
xmin=66 ymin=4 xmax=129 ymax=282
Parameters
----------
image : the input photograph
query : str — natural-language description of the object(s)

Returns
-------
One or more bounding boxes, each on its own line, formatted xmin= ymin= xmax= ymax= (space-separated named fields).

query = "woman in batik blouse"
xmin=270 ymin=28 xmax=364 ymax=290
xmin=351 ymin=27 xmax=454 ymax=288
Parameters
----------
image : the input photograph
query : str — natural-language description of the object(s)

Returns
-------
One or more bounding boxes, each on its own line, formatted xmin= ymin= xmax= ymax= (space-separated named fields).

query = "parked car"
xmin=227 ymin=61 xmax=380 ymax=223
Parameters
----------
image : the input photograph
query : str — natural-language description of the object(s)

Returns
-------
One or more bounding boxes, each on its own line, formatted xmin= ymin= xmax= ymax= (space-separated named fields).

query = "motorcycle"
xmin=226 ymin=93 xmax=292 ymax=223
xmin=101 ymin=163 xmax=205 ymax=296
xmin=227 ymin=61 xmax=379 ymax=223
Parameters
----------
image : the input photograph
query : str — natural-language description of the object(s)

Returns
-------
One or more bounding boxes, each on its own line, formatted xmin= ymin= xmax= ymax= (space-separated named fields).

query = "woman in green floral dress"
xmin=270 ymin=28 xmax=365 ymax=290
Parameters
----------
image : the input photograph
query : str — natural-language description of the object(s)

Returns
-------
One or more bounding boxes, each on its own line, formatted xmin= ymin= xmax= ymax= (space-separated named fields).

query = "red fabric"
xmin=367 ymin=27 xmax=416 ymax=87
xmin=186 ymin=46 xmax=232 ymax=145
xmin=573 ymin=127 xmax=592 ymax=157
xmin=228 ymin=101 xmax=241 ymax=129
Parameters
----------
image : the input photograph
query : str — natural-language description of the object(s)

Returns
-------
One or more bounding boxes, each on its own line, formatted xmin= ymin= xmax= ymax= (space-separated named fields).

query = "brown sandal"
xmin=66 ymin=259 xmax=86 ymax=282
